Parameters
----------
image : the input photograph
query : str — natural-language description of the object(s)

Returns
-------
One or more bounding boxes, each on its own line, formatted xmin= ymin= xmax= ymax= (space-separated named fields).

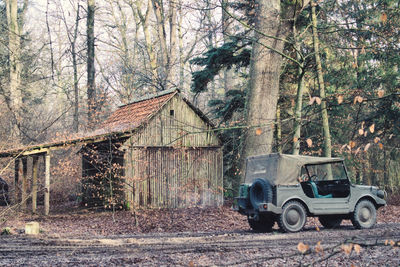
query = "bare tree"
xmin=242 ymin=0 xmax=310 ymax=163
xmin=5 ymin=0 xmax=23 ymax=140
xmin=311 ymin=0 xmax=332 ymax=157
xmin=87 ymin=0 xmax=96 ymax=128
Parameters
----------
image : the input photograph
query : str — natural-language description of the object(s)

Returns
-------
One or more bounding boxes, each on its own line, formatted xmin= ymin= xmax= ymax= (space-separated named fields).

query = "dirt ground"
xmin=0 ymin=204 xmax=400 ymax=266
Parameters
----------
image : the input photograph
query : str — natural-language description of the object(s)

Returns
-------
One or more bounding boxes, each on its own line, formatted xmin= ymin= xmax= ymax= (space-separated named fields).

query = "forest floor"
xmin=0 ymin=203 xmax=399 ymax=266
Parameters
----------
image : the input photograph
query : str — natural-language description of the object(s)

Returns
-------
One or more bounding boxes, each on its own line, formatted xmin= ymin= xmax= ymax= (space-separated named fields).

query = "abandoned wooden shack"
xmin=83 ymin=89 xmax=223 ymax=209
xmin=0 ymin=89 xmax=223 ymax=213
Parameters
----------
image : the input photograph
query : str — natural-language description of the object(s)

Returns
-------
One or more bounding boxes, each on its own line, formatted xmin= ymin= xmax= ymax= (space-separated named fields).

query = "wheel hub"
xmin=286 ymin=209 xmax=300 ymax=225
xmin=360 ymin=207 xmax=371 ymax=222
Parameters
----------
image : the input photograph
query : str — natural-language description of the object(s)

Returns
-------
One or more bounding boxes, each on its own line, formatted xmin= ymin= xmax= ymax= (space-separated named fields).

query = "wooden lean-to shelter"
xmin=81 ymin=89 xmax=223 ymax=209
xmin=0 ymin=89 xmax=223 ymax=214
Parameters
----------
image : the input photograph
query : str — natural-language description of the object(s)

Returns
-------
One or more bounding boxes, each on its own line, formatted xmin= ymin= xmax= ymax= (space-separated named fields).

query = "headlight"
xmin=377 ymin=190 xmax=385 ymax=199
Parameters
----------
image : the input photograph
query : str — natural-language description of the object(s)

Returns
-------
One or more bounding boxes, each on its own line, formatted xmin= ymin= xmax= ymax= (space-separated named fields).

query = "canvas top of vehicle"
xmin=237 ymin=153 xmax=386 ymax=233
xmin=245 ymin=153 xmax=343 ymax=185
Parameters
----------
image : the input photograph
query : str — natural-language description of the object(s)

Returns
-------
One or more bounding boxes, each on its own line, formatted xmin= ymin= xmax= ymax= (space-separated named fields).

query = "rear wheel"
xmin=319 ymin=215 xmax=343 ymax=229
xmin=278 ymin=201 xmax=307 ymax=233
xmin=351 ymin=199 xmax=376 ymax=229
xmin=248 ymin=215 xmax=274 ymax=233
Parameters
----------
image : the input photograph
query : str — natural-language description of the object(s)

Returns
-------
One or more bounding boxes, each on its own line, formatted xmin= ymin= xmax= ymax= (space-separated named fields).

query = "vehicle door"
xmin=304 ymin=162 xmax=351 ymax=214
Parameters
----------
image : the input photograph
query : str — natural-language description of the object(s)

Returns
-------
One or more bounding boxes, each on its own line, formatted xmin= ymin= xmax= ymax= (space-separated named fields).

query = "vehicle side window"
xmin=306 ymin=163 xmax=348 ymax=181
xmin=298 ymin=167 xmax=308 ymax=182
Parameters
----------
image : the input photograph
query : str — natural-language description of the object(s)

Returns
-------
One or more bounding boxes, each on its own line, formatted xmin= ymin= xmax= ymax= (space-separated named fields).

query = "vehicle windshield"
xmin=305 ymin=162 xmax=347 ymax=181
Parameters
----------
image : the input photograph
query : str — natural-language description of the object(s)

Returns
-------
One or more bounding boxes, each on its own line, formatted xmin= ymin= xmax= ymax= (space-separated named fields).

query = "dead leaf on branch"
xmin=315 ymin=241 xmax=323 ymax=254
xmin=378 ymin=90 xmax=385 ymax=98
xmin=306 ymin=138 xmax=313 ymax=147
xmin=337 ymin=95 xmax=344 ymax=104
xmin=297 ymin=242 xmax=309 ymax=254
xmin=353 ymin=96 xmax=363 ymax=104
xmin=341 ymin=243 xmax=353 ymax=255
xmin=349 ymin=141 xmax=356 ymax=149
xmin=369 ymin=124 xmax=375 ymax=133
xmin=309 ymin=96 xmax=322 ymax=105
xmin=354 ymin=244 xmax=361 ymax=255
xmin=360 ymin=45 xmax=366 ymax=55
xmin=364 ymin=143 xmax=371 ymax=152
xmin=380 ymin=13 xmax=388 ymax=23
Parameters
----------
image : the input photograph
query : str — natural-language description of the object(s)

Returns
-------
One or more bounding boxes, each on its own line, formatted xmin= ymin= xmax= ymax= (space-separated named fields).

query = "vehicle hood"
xmin=353 ymin=185 xmax=379 ymax=190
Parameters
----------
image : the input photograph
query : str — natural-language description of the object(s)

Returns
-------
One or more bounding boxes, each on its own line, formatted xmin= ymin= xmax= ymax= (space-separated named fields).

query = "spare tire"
xmin=249 ymin=178 xmax=273 ymax=210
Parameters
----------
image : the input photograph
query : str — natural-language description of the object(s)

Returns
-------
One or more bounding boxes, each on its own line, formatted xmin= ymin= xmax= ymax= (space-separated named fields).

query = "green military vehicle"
xmin=236 ymin=153 xmax=386 ymax=233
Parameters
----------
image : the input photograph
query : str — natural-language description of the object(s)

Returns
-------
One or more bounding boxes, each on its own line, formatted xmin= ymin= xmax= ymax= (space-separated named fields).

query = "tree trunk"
xmin=311 ymin=1 xmax=332 ymax=157
xmin=135 ymin=0 xmax=158 ymax=90
xmin=276 ymin=105 xmax=282 ymax=153
xmin=6 ymin=0 xmax=22 ymax=141
xmin=292 ymin=22 xmax=306 ymax=155
xmin=205 ymin=0 xmax=215 ymax=98
xmin=72 ymin=4 xmax=81 ymax=133
xmin=222 ymin=0 xmax=233 ymax=96
xmin=242 ymin=0 xmax=285 ymax=161
xmin=151 ymin=0 xmax=169 ymax=90
xmin=177 ymin=1 xmax=184 ymax=90
xmin=87 ymin=0 xmax=96 ymax=129
xmin=168 ymin=0 xmax=178 ymax=87
xmin=292 ymin=67 xmax=305 ymax=155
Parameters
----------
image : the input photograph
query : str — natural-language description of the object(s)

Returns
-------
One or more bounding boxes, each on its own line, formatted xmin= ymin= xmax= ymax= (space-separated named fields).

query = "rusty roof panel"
xmin=100 ymin=91 xmax=175 ymax=132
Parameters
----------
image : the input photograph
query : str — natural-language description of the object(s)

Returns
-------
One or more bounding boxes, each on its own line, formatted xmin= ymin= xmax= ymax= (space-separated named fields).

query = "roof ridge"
xmin=119 ymin=88 xmax=179 ymax=108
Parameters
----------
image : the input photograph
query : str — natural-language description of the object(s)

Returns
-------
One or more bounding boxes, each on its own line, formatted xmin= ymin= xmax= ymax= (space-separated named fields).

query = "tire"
xmin=278 ymin=201 xmax=307 ymax=233
xmin=319 ymin=215 xmax=343 ymax=229
xmin=351 ymin=199 xmax=377 ymax=229
xmin=249 ymin=179 xmax=273 ymax=210
xmin=248 ymin=214 xmax=275 ymax=233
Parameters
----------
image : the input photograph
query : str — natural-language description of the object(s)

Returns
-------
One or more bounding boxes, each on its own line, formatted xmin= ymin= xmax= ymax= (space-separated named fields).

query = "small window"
xmin=170 ymin=109 xmax=175 ymax=116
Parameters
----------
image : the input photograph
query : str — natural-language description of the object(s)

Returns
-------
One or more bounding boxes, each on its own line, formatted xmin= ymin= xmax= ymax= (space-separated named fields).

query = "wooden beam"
xmin=44 ymin=153 xmax=50 ymax=216
xmin=21 ymin=157 xmax=28 ymax=211
xmin=32 ymin=156 xmax=38 ymax=213
xmin=21 ymin=149 xmax=48 ymax=157
xmin=14 ymin=159 xmax=20 ymax=204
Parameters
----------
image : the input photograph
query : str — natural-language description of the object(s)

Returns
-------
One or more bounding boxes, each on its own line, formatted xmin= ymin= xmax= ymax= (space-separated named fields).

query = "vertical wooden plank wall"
xmin=131 ymin=96 xmax=220 ymax=147
xmin=127 ymin=147 xmax=223 ymax=209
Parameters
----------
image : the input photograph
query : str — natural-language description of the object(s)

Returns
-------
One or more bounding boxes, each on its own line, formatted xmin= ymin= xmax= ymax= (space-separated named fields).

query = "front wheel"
xmin=278 ymin=201 xmax=307 ymax=233
xmin=351 ymin=199 xmax=377 ymax=229
xmin=248 ymin=215 xmax=274 ymax=233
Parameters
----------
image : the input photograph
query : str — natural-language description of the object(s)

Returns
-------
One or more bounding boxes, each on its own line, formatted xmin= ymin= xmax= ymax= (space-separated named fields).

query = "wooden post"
xmin=44 ymin=153 xmax=50 ymax=216
xmin=14 ymin=158 xmax=20 ymax=204
xmin=21 ymin=157 xmax=28 ymax=210
xmin=32 ymin=156 xmax=38 ymax=213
